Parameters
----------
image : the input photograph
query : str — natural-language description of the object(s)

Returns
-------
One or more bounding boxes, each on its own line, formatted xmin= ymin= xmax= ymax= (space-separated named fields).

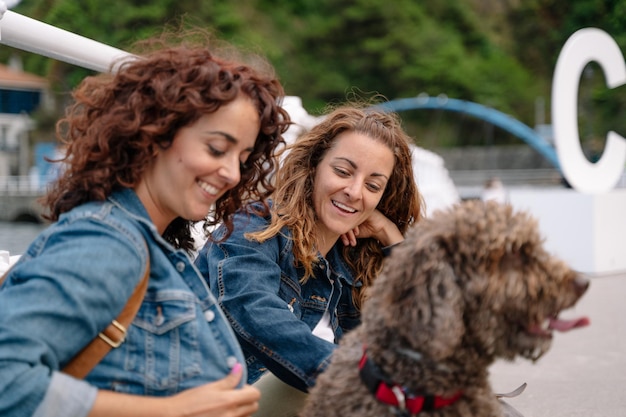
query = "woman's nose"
xmin=344 ymin=181 xmax=363 ymax=200
xmin=218 ymin=158 xmax=241 ymax=186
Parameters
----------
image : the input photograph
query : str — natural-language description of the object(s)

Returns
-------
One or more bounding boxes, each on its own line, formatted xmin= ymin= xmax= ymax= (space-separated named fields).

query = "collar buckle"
xmin=391 ymin=385 xmax=407 ymax=411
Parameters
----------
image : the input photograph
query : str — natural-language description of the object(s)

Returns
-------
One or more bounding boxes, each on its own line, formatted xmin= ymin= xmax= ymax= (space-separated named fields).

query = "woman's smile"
xmin=313 ymin=131 xmax=394 ymax=250
xmin=331 ymin=199 xmax=358 ymax=214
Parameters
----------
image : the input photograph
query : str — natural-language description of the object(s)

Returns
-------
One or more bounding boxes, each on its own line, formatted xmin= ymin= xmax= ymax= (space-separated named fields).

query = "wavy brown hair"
xmin=249 ymin=104 xmax=423 ymax=309
xmin=42 ymin=29 xmax=290 ymax=253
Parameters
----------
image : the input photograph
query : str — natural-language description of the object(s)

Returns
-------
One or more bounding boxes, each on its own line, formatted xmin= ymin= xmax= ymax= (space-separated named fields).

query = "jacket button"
xmin=176 ymin=262 xmax=185 ymax=272
xmin=204 ymin=310 xmax=215 ymax=322
xmin=227 ymin=356 xmax=238 ymax=368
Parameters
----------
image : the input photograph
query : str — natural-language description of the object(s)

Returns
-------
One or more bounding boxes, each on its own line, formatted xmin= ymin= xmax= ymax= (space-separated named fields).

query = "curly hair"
xmin=42 ymin=30 xmax=290 ymax=253
xmin=249 ymin=104 xmax=423 ymax=309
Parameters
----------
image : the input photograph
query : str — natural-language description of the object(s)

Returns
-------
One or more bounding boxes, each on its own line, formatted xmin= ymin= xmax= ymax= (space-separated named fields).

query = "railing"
xmin=0 ymin=175 xmax=52 ymax=195
xmin=0 ymin=5 xmax=131 ymax=204
xmin=448 ymin=168 xmax=564 ymax=187
xmin=0 ymin=4 xmax=132 ymax=73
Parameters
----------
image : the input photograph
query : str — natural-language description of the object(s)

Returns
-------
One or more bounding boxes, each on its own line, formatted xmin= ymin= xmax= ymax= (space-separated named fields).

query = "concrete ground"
xmin=489 ymin=272 xmax=626 ymax=417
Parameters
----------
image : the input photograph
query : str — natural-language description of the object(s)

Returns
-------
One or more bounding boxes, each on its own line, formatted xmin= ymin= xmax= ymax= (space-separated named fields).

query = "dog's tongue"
xmin=548 ymin=316 xmax=590 ymax=332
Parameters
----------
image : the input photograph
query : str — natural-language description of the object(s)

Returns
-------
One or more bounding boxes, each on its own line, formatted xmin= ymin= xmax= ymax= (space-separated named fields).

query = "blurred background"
xmin=7 ymin=1 xmax=626 ymax=149
xmin=1 ymin=5 xmax=624 ymax=414
xmin=1 ymin=0 xmax=626 ymax=252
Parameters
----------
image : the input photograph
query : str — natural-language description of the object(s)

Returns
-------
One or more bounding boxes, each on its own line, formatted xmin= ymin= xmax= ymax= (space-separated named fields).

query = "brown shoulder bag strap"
xmin=62 ymin=255 xmax=150 ymax=378
xmin=0 ymin=252 xmax=150 ymax=379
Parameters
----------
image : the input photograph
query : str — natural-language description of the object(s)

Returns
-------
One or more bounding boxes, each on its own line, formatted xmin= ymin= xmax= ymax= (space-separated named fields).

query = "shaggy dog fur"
xmin=300 ymin=200 xmax=589 ymax=417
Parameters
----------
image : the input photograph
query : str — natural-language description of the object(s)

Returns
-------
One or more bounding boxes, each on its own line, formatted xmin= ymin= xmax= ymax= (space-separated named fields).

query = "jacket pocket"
xmin=107 ymin=291 xmax=202 ymax=395
xmin=134 ymin=291 xmax=196 ymax=334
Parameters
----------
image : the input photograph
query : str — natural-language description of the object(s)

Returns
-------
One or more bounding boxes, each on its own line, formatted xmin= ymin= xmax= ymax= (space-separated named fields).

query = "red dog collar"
xmin=358 ymin=347 xmax=462 ymax=415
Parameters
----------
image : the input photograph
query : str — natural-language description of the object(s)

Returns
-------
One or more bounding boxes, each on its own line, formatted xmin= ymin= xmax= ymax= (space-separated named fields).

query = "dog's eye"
xmin=500 ymin=252 xmax=526 ymax=269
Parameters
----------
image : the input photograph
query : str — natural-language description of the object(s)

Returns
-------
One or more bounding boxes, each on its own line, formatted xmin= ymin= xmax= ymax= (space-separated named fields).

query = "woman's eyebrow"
xmin=207 ymin=131 xmax=254 ymax=152
xmin=207 ymin=131 xmax=237 ymax=144
xmin=334 ymin=156 xmax=357 ymax=168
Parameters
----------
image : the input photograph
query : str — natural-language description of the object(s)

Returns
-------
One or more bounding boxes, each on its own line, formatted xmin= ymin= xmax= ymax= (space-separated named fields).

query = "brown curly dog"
xmin=300 ymin=200 xmax=589 ymax=417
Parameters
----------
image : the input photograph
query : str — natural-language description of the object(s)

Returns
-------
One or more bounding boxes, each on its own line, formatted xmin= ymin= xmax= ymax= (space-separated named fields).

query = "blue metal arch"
xmin=373 ymin=96 xmax=561 ymax=170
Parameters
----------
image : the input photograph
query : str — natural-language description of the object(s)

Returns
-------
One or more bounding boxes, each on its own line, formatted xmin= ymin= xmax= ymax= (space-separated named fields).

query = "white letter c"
xmin=552 ymin=28 xmax=626 ymax=194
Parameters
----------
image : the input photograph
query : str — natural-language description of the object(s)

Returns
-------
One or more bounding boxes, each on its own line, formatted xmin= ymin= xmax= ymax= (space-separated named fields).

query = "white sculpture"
xmin=552 ymin=28 xmax=626 ymax=194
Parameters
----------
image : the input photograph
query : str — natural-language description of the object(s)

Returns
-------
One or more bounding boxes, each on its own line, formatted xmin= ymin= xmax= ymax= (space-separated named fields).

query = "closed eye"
xmin=366 ymin=182 xmax=382 ymax=192
xmin=333 ymin=167 xmax=350 ymax=177
xmin=208 ymin=145 xmax=225 ymax=157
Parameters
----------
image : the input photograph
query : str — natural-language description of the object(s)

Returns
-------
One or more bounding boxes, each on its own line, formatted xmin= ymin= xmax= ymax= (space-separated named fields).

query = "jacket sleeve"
xmin=0 ymin=221 xmax=146 ymax=417
xmin=32 ymin=373 xmax=97 ymax=417
xmin=197 ymin=211 xmax=335 ymax=392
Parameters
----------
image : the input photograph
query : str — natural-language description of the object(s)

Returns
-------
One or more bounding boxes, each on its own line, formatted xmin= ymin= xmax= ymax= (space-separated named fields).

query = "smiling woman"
xmin=194 ymin=103 xmax=423 ymax=417
xmin=311 ymin=131 xmax=397 ymax=256
xmin=138 ymin=96 xmax=260 ymax=234
xmin=0 ymin=28 xmax=290 ymax=417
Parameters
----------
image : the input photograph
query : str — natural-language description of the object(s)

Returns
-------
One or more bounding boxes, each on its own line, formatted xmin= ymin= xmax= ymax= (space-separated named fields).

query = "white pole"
xmin=0 ymin=6 xmax=133 ymax=73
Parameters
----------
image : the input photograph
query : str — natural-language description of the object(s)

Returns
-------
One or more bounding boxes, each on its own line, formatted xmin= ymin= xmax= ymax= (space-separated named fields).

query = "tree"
xmin=6 ymin=0 xmax=625 ymax=148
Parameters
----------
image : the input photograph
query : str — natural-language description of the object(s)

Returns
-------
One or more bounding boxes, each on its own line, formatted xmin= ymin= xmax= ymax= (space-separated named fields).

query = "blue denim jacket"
xmin=195 ymin=202 xmax=361 ymax=392
xmin=0 ymin=188 xmax=246 ymax=417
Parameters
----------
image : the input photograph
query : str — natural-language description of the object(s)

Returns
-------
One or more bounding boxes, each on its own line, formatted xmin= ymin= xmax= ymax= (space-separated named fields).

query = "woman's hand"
xmin=89 ymin=364 xmax=260 ymax=417
xmin=340 ymin=209 xmax=403 ymax=248
xmin=167 ymin=364 xmax=260 ymax=417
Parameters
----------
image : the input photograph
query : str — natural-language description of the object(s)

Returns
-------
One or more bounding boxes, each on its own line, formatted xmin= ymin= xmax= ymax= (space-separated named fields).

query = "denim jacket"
xmin=194 ymin=202 xmax=361 ymax=392
xmin=0 ymin=188 xmax=245 ymax=417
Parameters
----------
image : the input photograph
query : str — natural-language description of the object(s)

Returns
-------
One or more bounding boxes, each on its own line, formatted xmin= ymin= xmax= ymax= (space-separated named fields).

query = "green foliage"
xmin=5 ymin=0 xmax=625 ymax=148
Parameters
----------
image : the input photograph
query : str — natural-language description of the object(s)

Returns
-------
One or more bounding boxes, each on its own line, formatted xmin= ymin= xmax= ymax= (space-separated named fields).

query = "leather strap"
xmin=62 ymin=258 xmax=150 ymax=378
xmin=1 ymin=251 xmax=150 ymax=379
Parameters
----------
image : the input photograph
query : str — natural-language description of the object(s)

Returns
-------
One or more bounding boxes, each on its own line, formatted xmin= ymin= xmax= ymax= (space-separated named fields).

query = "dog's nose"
xmin=573 ymin=275 xmax=590 ymax=298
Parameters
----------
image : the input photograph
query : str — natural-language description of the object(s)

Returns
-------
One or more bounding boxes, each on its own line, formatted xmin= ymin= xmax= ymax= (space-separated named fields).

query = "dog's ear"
xmin=378 ymin=244 xmax=465 ymax=361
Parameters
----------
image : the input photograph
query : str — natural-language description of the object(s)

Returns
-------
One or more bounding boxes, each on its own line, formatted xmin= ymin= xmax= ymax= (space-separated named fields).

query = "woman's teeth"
xmin=332 ymin=200 xmax=356 ymax=213
xmin=199 ymin=180 xmax=220 ymax=195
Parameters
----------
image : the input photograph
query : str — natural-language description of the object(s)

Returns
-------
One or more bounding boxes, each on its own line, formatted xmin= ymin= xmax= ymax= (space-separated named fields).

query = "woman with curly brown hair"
xmin=195 ymin=103 xmax=423 ymax=417
xmin=0 ymin=32 xmax=289 ymax=417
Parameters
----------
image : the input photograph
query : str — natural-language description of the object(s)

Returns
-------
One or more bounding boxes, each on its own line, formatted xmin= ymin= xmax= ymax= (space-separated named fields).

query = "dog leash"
xmin=495 ymin=382 xmax=527 ymax=399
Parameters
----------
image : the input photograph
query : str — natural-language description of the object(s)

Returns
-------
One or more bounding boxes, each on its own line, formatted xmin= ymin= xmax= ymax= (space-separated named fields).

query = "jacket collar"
xmin=253 ymin=199 xmax=360 ymax=287
xmin=108 ymin=188 xmax=150 ymax=220
xmin=324 ymin=242 xmax=361 ymax=287
xmin=107 ymin=188 xmax=162 ymax=239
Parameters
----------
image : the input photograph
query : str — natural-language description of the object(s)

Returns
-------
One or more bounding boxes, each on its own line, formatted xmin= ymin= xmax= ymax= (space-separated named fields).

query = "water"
xmin=0 ymin=221 xmax=47 ymax=255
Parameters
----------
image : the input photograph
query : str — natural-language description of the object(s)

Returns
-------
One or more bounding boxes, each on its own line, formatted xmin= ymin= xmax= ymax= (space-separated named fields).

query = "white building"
xmin=0 ymin=59 xmax=50 ymax=178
